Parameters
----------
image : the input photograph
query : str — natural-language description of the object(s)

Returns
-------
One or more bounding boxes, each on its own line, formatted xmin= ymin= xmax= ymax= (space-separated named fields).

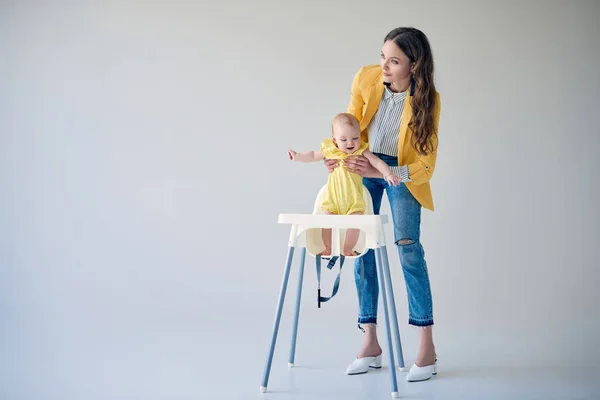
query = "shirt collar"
xmin=383 ymin=85 xmax=408 ymax=104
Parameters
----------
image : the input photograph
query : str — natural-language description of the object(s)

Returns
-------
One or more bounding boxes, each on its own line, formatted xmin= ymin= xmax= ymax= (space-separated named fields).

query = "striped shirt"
xmin=367 ymin=85 xmax=411 ymax=182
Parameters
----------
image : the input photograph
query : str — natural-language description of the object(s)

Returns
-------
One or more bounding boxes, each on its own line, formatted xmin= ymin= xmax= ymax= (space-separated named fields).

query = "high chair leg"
xmin=261 ymin=246 xmax=295 ymax=393
xmin=375 ymin=248 xmax=399 ymax=398
xmin=288 ymin=247 xmax=306 ymax=367
xmin=381 ymin=245 xmax=405 ymax=370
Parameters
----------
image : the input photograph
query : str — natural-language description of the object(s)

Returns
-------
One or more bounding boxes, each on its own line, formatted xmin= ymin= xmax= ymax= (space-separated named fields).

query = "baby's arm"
xmin=288 ymin=149 xmax=324 ymax=162
xmin=362 ymin=150 xmax=401 ymax=186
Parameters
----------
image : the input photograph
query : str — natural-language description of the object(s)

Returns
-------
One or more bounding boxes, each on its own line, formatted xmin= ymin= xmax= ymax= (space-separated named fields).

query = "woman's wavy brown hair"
xmin=384 ymin=27 xmax=437 ymax=156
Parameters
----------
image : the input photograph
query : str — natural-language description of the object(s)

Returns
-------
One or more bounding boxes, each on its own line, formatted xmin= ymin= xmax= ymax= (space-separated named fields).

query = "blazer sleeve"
xmin=347 ymin=67 xmax=365 ymax=123
xmin=407 ymin=92 xmax=441 ymax=185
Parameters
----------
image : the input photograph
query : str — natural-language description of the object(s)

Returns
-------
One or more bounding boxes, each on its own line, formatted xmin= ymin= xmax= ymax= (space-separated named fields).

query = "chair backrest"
xmin=305 ymin=184 xmax=373 ymax=257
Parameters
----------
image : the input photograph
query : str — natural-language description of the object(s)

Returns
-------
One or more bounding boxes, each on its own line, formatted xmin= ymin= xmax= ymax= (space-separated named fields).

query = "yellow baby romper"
xmin=319 ymin=138 xmax=369 ymax=215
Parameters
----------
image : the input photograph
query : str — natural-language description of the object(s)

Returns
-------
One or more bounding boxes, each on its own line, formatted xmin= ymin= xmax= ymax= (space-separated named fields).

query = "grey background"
xmin=1 ymin=0 xmax=599 ymax=399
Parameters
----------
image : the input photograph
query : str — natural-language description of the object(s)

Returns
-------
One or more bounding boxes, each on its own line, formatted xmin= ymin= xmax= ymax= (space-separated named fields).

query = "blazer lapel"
xmin=361 ymin=82 xmax=384 ymax=132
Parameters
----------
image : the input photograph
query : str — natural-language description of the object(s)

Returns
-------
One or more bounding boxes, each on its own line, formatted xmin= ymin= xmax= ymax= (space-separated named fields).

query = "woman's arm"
xmin=347 ymin=67 xmax=366 ymax=122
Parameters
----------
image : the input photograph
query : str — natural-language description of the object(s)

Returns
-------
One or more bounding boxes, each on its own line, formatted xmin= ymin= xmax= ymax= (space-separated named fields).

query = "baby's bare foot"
xmin=343 ymin=248 xmax=357 ymax=257
xmin=319 ymin=248 xmax=332 ymax=256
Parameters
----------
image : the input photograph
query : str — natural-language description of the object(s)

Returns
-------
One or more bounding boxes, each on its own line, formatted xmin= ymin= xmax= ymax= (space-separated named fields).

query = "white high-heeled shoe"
xmin=345 ymin=355 xmax=382 ymax=375
xmin=406 ymin=359 xmax=437 ymax=382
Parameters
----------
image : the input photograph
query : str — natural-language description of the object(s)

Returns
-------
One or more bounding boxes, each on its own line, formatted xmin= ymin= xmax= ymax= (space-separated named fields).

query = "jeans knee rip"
xmin=396 ymin=238 xmax=415 ymax=246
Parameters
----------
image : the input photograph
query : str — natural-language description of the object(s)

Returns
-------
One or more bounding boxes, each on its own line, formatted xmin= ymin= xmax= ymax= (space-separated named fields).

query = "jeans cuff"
xmin=409 ymin=317 xmax=434 ymax=327
xmin=358 ymin=316 xmax=377 ymax=325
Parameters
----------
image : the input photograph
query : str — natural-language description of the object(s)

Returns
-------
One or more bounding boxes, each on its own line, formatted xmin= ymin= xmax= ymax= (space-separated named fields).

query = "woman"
xmin=325 ymin=27 xmax=441 ymax=382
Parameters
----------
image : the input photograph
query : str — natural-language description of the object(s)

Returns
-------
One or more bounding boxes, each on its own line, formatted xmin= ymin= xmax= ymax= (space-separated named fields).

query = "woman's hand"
xmin=344 ymin=155 xmax=380 ymax=177
xmin=323 ymin=158 xmax=339 ymax=173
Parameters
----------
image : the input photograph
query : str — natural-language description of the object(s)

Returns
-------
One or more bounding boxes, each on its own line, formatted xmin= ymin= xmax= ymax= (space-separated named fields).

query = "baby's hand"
xmin=385 ymin=174 xmax=401 ymax=186
xmin=287 ymin=149 xmax=297 ymax=160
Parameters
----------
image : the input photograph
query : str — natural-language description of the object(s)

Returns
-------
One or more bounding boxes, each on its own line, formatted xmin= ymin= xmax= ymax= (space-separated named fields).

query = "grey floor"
xmin=257 ymin=362 xmax=598 ymax=400
xmin=2 ymin=306 xmax=598 ymax=400
xmin=255 ymin=325 xmax=598 ymax=400
xmin=1 ymin=251 xmax=598 ymax=400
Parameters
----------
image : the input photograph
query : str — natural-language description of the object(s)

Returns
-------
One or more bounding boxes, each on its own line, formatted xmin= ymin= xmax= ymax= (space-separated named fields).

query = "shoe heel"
xmin=369 ymin=355 xmax=382 ymax=369
xmin=432 ymin=361 xmax=437 ymax=375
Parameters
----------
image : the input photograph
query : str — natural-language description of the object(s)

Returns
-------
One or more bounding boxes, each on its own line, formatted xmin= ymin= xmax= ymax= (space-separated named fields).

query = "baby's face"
xmin=333 ymin=123 xmax=361 ymax=154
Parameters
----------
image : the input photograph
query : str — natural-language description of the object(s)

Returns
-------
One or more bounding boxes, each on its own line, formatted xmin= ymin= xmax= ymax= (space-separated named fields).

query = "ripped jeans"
xmin=354 ymin=168 xmax=434 ymax=327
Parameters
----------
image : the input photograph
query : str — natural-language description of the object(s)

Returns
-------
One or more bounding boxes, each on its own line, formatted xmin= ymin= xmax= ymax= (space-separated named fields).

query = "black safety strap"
xmin=315 ymin=255 xmax=345 ymax=308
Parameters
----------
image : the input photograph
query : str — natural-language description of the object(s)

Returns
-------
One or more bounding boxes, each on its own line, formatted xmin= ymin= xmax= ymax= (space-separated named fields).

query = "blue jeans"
xmin=354 ymin=154 xmax=434 ymax=327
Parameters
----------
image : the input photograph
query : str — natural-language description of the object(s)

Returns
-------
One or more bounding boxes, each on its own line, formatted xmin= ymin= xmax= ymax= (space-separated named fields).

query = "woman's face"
xmin=380 ymin=40 xmax=414 ymax=86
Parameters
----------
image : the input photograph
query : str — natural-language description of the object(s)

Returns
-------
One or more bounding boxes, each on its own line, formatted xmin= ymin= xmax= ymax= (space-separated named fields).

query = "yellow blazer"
xmin=347 ymin=64 xmax=441 ymax=211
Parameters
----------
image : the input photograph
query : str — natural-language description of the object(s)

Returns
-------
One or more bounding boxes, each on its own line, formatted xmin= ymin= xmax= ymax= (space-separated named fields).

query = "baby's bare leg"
xmin=320 ymin=210 xmax=333 ymax=256
xmin=343 ymin=212 xmax=363 ymax=256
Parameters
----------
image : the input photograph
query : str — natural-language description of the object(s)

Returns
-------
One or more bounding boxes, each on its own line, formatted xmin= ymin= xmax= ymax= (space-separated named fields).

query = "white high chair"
xmin=260 ymin=184 xmax=406 ymax=398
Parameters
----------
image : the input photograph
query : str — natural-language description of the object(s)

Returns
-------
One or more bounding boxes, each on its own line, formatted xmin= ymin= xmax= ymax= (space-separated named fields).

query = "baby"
xmin=288 ymin=113 xmax=400 ymax=256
